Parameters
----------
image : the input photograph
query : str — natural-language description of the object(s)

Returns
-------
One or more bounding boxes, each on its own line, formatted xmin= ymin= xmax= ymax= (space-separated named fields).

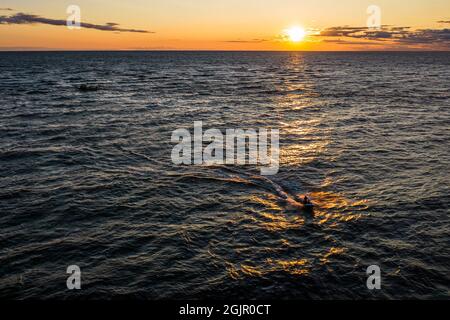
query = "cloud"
xmin=0 ymin=46 xmax=51 ymax=51
xmin=223 ymin=38 xmax=268 ymax=43
xmin=438 ymin=20 xmax=450 ymax=24
xmin=0 ymin=8 xmax=13 ymax=11
xmin=318 ymin=26 xmax=410 ymax=39
xmin=322 ymin=39 xmax=386 ymax=45
xmin=397 ymin=28 xmax=450 ymax=44
xmin=318 ymin=25 xmax=450 ymax=47
xmin=0 ymin=12 xmax=153 ymax=33
xmin=319 ymin=26 xmax=368 ymax=37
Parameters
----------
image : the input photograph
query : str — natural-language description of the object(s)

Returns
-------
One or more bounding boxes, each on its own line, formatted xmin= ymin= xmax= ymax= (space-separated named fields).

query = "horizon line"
xmin=1 ymin=49 xmax=449 ymax=53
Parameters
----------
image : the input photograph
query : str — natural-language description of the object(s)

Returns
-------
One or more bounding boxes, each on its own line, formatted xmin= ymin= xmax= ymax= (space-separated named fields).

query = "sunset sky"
xmin=0 ymin=0 xmax=449 ymax=50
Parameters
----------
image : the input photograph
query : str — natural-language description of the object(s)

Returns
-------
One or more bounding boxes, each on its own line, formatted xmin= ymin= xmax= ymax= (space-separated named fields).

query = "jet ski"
xmin=301 ymin=196 xmax=314 ymax=211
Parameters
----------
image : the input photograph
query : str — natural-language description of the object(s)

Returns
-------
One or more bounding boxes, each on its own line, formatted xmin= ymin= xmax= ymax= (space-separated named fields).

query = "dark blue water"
xmin=0 ymin=52 xmax=449 ymax=299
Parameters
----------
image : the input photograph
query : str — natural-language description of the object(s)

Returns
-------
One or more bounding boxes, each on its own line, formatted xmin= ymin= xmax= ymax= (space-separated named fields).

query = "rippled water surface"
xmin=0 ymin=52 xmax=449 ymax=299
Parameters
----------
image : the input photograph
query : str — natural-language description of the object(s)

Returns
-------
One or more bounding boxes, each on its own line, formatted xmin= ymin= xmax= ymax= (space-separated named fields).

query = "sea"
xmin=0 ymin=51 xmax=449 ymax=299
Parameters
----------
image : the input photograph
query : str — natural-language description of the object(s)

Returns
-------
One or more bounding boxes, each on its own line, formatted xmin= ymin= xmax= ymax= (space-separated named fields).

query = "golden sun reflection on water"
xmin=219 ymin=67 xmax=370 ymax=280
xmin=226 ymin=258 xmax=311 ymax=279
xmin=247 ymin=194 xmax=305 ymax=231
xmin=226 ymin=248 xmax=350 ymax=279
xmin=278 ymin=119 xmax=331 ymax=166
xmin=306 ymin=191 xmax=369 ymax=226
xmin=281 ymin=141 xmax=329 ymax=166
xmin=223 ymin=184 xmax=368 ymax=280
xmin=320 ymin=247 xmax=346 ymax=265
xmin=227 ymin=248 xmax=348 ymax=278
xmin=243 ymin=179 xmax=369 ymax=236
xmin=267 ymin=258 xmax=310 ymax=275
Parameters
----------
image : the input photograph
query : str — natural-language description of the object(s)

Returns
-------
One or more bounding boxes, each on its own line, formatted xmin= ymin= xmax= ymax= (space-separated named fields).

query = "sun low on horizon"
xmin=284 ymin=26 xmax=307 ymax=43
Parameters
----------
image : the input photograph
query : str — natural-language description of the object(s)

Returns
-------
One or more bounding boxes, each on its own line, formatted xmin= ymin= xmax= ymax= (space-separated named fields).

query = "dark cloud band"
xmin=0 ymin=12 xmax=153 ymax=33
xmin=318 ymin=25 xmax=450 ymax=47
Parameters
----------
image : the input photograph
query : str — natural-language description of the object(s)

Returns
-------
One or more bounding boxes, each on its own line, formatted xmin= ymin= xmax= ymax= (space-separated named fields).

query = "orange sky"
xmin=0 ymin=0 xmax=449 ymax=50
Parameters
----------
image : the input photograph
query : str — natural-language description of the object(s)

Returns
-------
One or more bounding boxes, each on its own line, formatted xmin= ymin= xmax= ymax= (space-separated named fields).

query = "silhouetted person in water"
xmin=303 ymin=195 xmax=311 ymax=205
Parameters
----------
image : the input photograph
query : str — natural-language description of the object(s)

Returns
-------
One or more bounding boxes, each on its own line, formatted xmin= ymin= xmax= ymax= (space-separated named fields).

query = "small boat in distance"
xmin=78 ymin=84 xmax=99 ymax=92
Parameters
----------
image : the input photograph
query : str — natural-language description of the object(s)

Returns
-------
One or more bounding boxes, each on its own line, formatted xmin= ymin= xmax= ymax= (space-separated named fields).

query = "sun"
xmin=285 ymin=26 xmax=306 ymax=42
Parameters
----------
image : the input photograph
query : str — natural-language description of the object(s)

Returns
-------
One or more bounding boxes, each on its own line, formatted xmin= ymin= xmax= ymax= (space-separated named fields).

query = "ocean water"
xmin=0 ymin=51 xmax=448 ymax=299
